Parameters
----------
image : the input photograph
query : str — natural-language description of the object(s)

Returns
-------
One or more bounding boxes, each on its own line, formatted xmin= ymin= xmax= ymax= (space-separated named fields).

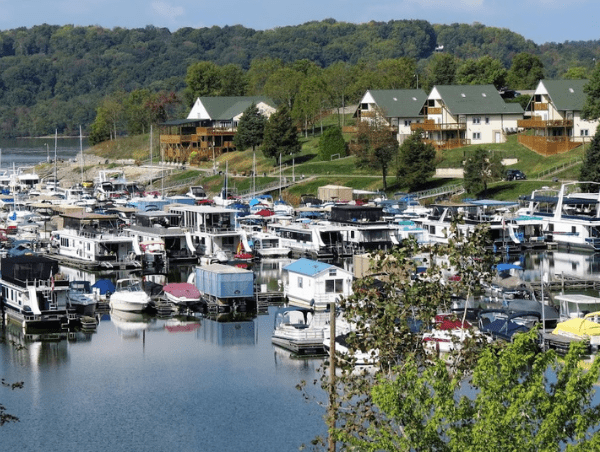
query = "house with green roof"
xmin=411 ymin=84 xmax=524 ymax=151
xmin=159 ymin=96 xmax=276 ymax=164
xmin=518 ymin=80 xmax=598 ymax=155
xmin=355 ymin=89 xmax=428 ymax=143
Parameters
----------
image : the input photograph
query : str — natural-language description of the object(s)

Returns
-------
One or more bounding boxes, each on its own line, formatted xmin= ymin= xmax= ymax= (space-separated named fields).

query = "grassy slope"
xmin=87 ymin=114 xmax=588 ymax=203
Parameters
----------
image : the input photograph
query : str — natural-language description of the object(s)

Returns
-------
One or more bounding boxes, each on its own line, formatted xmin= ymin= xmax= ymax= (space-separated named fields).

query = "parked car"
xmin=506 ymin=169 xmax=526 ymax=181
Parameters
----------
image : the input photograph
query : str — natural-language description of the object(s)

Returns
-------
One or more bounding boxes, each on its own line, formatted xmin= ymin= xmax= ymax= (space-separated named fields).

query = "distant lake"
xmin=0 ymin=137 xmax=88 ymax=169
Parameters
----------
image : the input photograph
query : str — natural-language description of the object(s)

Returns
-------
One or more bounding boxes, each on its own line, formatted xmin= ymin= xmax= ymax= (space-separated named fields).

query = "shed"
xmin=317 ymin=185 xmax=353 ymax=202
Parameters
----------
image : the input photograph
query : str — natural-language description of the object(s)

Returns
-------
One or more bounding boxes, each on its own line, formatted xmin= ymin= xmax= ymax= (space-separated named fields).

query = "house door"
xmin=495 ymin=132 xmax=501 ymax=143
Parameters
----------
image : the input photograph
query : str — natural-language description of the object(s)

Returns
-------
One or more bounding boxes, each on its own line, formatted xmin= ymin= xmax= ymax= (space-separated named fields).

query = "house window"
xmin=473 ymin=132 xmax=481 ymax=140
xmin=485 ymin=117 xmax=490 ymax=124
xmin=325 ymin=279 xmax=344 ymax=293
xmin=361 ymin=103 xmax=369 ymax=110
xmin=298 ymin=277 xmax=303 ymax=288
xmin=472 ymin=117 xmax=481 ymax=124
xmin=404 ymin=120 xmax=412 ymax=126
xmin=581 ymin=129 xmax=589 ymax=136
xmin=329 ymin=268 xmax=337 ymax=276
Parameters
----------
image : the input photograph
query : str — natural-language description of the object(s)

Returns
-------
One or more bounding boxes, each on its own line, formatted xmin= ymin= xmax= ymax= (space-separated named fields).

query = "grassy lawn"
xmin=87 ymin=117 xmax=590 ymax=203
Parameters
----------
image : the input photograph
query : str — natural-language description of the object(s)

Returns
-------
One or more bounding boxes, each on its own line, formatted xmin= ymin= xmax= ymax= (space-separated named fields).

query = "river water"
xmin=0 ymin=137 xmax=86 ymax=169
xmin=0 ymin=258 xmax=328 ymax=452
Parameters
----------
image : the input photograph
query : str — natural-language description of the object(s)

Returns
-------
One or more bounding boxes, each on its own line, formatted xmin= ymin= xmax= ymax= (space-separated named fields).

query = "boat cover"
xmin=553 ymin=315 xmax=600 ymax=339
xmin=92 ymin=279 xmax=116 ymax=295
xmin=163 ymin=283 xmax=200 ymax=300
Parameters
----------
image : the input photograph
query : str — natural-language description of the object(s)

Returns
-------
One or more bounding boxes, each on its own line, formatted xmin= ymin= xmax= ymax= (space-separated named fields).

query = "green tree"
xmin=579 ymin=127 xmax=600 ymax=188
xmin=582 ymin=65 xmax=600 ymax=120
xmin=233 ymin=102 xmax=266 ymax=152
xmin=423 ymin=52 xmax=458 ymax=91
xmin=184 ymin=61 xmax=222 ymax=106
xmin=316 ymin=223 xmax=497 ymax=450
xmin=360 ymin=330 xmax=600 ymax=451
xmin=245 ymin=57 xmax=284 ymax=95
xmin=292 ymin=74 xmax=328 ymax=137
xmin=351 ymin=115 xmax=399 ymax=191
xmin=323 ymin=61 xmax=354 ymax=127
xmin=262 ymin=105 xmax=301 ymax=162
xmin=563 ymin=66 xmax=589 ymax=80
xmin=396 ymin=130 xmax=436 ymax=191
xmin=123 ymin=89 xmax=153 ymax=135
xmin=318 ymin=126 xmax=347 ymax=161
xmin=506 ymin=52 xmax=544 ymax=89
xmin=456 ymin=56 xmax=507 ymax=88
xmin=463 ymin=147 xmax=504 ymax=196
xmin=263 ymin=67 xmax=303 ymax=108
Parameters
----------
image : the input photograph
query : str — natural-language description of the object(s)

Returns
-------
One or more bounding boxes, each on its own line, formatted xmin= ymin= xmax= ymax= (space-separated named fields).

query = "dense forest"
xmin=0 ymin=19 xmax=598 ymax=138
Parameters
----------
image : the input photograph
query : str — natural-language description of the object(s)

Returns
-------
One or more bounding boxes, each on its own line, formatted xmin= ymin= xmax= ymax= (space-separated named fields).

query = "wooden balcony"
xmin=196 ymin=127 xmax=236 ymax=136
xmin=518 ymin=118 xmax=573 ymax=129
xmin=533 ymin=103 xmax=549 ymax=111
xmin=518 ymin=134 xmax=581 ymax=156
xmin=411 ymin=119 xmax=466 ymax=132
xmin=425 ymin=107 xmax=442 ymax=115
xmin=160 ymin=134 xmax=195 ymax=144
xmin=360 ymin=111 xmax=377 ymax=118
xmin=424 ymin=138 xmax=471 ymax=151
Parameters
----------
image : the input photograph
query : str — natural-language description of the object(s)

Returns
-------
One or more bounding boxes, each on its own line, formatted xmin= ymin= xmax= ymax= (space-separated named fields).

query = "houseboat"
xmin=50 ymin=212 xmax=141 ymax=270
xmin=168 ymin=204 xmax=250 ymax=263
xmin=193 ymin=263 xmax=254 ymax=312
xmin=519 ymin=182 xmax=600 ymax=252
xmin=282 ymin=258 xmax=353 ymax=311
xmin=0 ymin=255 xmax=72 ymax=330
xmin=269 ymin=221 xmax=351 ymax=261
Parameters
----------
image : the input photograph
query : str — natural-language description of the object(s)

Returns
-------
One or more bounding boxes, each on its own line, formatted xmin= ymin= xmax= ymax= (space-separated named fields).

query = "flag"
xmin=236 ymin=241 xmax=243 ymax=255
xmin=50 ymin=269 xmax=54 ymax=292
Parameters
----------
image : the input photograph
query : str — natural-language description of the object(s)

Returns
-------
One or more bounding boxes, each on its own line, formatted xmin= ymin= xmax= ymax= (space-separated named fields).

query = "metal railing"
xmin=529 ymin=157 xmax=583 ymax=180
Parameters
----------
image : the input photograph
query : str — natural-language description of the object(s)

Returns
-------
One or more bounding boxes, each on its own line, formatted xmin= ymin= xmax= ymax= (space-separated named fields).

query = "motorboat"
xmin=271 ymin=307 xmax=328 ymax=355
xmin=109 ymin=278 xmax=150 ymax=312
xmin=66 ymin=280 xmax=97 ymax=316
xmin=162 ymin=282 xmax=201 ymax=306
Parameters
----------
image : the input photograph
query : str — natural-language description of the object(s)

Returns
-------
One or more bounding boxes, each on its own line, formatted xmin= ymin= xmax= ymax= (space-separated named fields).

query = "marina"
xmin=3 ymin=140 xmax=600 ymax=449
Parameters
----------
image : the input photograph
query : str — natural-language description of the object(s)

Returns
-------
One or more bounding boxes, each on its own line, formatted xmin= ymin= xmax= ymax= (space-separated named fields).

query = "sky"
xmin=1 ymin=0 xmax=598 ymax=45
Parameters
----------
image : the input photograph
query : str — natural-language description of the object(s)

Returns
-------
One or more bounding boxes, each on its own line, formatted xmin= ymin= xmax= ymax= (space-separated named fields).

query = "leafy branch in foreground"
xmin=314 ymin=220 xmax=600 ymax=450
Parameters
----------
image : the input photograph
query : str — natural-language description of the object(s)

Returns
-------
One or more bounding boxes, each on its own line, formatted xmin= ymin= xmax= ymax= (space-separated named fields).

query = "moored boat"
xmin=109 ymin=278 xmax=150 ymax=312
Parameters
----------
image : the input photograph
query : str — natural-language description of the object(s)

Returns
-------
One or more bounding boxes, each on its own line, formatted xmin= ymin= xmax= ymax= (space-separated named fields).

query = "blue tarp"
xmin=92 ymin=279 xmax=116 ymax=295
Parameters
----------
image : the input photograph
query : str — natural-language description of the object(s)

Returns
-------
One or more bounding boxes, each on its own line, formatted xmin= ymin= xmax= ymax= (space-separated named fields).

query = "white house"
xmin=412 ymin=84 xmax=524 ymax=150
xmin=518 ymin=79 xmax=599 ymax=155
xmin=186 ymin=96 xmax=277 ymax=127
xmin=282 ymin=258 xmax=353 ymax=311
xmin=355 ymin=89 xmax=428 ymax=144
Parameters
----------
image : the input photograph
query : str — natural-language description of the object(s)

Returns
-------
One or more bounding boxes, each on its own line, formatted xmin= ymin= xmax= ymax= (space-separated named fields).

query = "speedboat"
xmin=66 ymin=280 xmax=97 ymax=316
xmin=109 ymin=278 xmax=150 ymax=312
xmin=162 ymin=282 xmax=201 ymax=306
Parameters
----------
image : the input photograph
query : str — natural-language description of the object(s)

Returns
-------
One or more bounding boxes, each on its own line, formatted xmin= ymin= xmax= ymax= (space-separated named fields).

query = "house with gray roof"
xmin=411 ymin=84 xmax=524 ymax=151
xmin=356 ymin=89 xmax=428 ymax=143
xmin=159 ymin=96 xmax=276 ymax=164
xmin=518 ymin=80 xmax=598 ymax=155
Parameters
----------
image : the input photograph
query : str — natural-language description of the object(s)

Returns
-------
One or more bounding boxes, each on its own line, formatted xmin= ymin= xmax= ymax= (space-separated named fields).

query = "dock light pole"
xmin=328 ymin=301 xmax=336 ymax=452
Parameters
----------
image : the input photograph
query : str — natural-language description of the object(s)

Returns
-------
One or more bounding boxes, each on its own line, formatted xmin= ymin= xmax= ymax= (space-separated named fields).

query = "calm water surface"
xmin=1 ymin=307 xmax=327 ymax=451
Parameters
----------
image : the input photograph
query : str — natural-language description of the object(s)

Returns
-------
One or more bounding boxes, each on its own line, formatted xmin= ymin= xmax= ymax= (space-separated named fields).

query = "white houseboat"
xmin=520 ymin=182 xmax=600 ymax=252
xmin=51 ymin=212 xmax=141 ymax=269
xmin=1 ymin=255 xmax=71 ymax=330
xmin=282 ymin=258 xmax=353 ymax=311
xmin=168 ymin=204 xmax=250 ymax=263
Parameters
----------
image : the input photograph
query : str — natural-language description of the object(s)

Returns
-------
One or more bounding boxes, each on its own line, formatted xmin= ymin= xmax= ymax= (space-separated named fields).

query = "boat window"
xmin=325 ymin=279 xmax=344 ymax=293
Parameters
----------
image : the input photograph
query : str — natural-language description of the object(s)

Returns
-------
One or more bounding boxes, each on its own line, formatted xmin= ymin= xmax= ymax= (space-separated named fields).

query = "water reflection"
xmin=198 ymin=313 xmax=258 ymax=346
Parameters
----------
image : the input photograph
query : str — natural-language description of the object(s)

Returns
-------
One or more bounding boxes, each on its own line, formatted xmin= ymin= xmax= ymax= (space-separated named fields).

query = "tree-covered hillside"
xmin=0 ymin=19 xmax=598 ymax=138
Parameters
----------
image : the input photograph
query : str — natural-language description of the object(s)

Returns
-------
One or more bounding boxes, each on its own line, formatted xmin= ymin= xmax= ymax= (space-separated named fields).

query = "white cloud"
xmin=151 ymin=1 xmax=185 ymax=22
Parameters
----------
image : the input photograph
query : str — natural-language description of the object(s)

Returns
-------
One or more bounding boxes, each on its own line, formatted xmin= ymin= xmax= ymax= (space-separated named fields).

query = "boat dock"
xmin=530 ymin=275 xmax=600 ymax=292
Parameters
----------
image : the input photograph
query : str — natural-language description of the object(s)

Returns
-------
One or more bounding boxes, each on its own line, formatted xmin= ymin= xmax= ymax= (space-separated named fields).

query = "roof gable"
xmin=432 ymin=84 xmax=523 ymax=115
xmin=364 ymin=89 xmax=428 ymax=118
xmin=539 ymin=79 xmax=588 ymax=112
xmin=187 ymin=96 xmax=276 ymax=120
xmin=283 ymin=258 xmax=334 ymax=277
